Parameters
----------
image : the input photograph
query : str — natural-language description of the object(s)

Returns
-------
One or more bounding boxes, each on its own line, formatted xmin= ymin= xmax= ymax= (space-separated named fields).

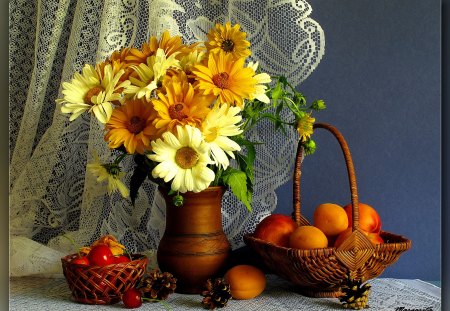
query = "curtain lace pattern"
xmin=9 ymin=0 xmax=324 ymax=277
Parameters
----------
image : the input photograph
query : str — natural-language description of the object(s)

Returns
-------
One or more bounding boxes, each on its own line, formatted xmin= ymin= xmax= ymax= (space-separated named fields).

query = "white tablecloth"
xmin=10 ymin=275 xmax=441 ymax=311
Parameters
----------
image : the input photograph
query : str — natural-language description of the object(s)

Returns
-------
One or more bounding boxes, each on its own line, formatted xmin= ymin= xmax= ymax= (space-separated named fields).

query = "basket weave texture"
xmin=244 ymin=122 xmax=411 ymax=297
xmin=61 ymin=253 xmax=148 ymax=304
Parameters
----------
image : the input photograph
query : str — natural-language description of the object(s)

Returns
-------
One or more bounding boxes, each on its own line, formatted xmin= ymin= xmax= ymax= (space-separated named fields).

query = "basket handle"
xmin=293 ymin=122 xmax=360 ymax=231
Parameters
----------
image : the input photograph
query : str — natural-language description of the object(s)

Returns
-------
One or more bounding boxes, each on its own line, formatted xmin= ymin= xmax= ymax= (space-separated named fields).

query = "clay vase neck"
xmin=157 ymin=186 xmax=231 ymax=294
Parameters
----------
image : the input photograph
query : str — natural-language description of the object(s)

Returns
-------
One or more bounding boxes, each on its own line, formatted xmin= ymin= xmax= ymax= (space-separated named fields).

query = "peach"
xmin=344 ymin=203 xmax=382 ymax=233
xmin=253 ymin=214 xmax=297 ymax=247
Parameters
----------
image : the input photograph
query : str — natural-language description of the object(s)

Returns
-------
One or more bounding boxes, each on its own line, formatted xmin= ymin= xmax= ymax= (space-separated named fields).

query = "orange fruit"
xmin=344 ymin=202 xmax=382 ymax=233
xmin=289 ymin=226 xmax=328 ymax=249
xmin=313 ymin=203 xmax=348 ymax=236
xmin=224 ymin=265 xmax=266 ymax=300
xmin=253 ymin=214 xmax=297 ymax=247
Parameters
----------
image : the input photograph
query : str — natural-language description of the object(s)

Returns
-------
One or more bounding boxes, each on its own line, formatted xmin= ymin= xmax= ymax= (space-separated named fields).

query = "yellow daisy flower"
xmin=124 ymin=48 xmax=181 ymax=101
xmin=202 ymin=104 xmax=243 ymax=169
xmin=104 ymin=98 xmax=159 ymax=154
xmin=56 ymin=64 xmax=130 ymax=123
xmin=206 ymin=22 xmax=251 ymax=60
xmin=87 ymin=152 xmax=129 ymax=198
xmin=148 ymin=125 xmax=215 ymax=193
xmin=192 ymin=52 xmax=256 ymax=108
xmin=296 ymin=113 xmax=315 ymax=142
xmin=152 ymin=75 xmax=212 ymax=134
xmin=247 ymin=61 xmax=271 ymax=104
xmin=125 ymin=30 xmax=189 ymax=65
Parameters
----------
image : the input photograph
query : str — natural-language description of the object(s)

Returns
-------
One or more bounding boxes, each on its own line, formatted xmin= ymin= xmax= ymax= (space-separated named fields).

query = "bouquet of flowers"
xmin=56 ymin=22 xmax=325 ymax=210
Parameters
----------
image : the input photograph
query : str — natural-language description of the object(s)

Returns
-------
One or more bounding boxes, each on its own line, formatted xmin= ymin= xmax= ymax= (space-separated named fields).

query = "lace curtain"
xmin=9 ymin=0 xmax=324 ymax=277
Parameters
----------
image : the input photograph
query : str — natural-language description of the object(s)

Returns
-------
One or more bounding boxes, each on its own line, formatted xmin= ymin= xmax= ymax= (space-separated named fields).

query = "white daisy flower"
xmin=202 ymin=104 xmax=243 ymax=169
xmin=56 ymin=63 xmax=129 ymax=123
xmin=247 ymin=61 xmax=271 ymax=104
xmin=148 ymin=125 xmax=215 ymax=193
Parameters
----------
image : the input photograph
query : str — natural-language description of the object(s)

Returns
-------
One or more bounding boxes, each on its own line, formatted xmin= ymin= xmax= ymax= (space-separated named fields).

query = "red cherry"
xmin=114 ymin=255 xmax=131 ymax=264
xmin=122 ymin=288 xmax=142 ymax=308
xmin=87 ymin=244 xmax=114 ymax=266
xmin=72 ymin=256 xmax=90 ymax=265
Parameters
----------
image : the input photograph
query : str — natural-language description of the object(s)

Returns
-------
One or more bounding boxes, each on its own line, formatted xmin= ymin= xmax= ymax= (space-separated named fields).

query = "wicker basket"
xmin=61 ymin=253 xmax=148 ymax=304
xmin=244 ymin=122 xmax=411 ymax=297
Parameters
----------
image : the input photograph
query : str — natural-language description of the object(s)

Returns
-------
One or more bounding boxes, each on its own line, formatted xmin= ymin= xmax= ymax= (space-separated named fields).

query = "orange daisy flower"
xmin=191 ymin=52 xmax=256 ymax=108
xmin=152 ymin=75 xmax=212 ymax=134
xmin=104 ymin=99 xmax=159 ymax=154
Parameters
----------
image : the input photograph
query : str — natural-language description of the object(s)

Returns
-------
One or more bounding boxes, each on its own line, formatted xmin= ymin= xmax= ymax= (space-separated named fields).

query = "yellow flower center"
xmin=204 ymin=127 xmax=219 ymax=143
xmin=221 ymin=39 xmax=235 ymax=52
xmin=212 ymin=72 xmax=230 ymax=89
xmin=175 ymin=146 xmax=199 ymax=169
xmin=84 ymin=86 xmax=104 ymax=104
xmin=169 ymin=103 xmax=188 ymax=121
xmin=127 ymin=116 xmax=146 ymax=134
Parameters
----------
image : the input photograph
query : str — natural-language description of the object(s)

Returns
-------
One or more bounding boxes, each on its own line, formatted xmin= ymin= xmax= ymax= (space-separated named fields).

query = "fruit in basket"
xmin=289 ymin=225 xmax=328 ymax=249
xmin=71 ymin=256 xmax=90 ymax=265
xmin=92 ymin=234 xmax=127 ymax=256
xmin=224 ymin=265 xmax=266 ymax=300
xmin=87 ymin=244 xmax=115 ymax=266
xmin=334 ymin=228 xmax=384 ymax=248
xmin=114 ymin=255 xmax=131 ymax=264
xmin=344 ymin=203 xmax=382 ymax=233
xmin=313 ymin=203 xmax=348 ymax=236
xmin=253 ymin=214 xmax=297 ymax=247
xmin=122 ymin=287 xmax=142 ymax=308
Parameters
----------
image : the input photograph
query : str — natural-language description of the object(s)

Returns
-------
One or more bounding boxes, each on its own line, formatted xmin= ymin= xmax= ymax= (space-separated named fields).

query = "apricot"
xmin=289 ymin=226 xmax=328 ymax=250
xmin=253 ymin=214 xmax=297 ymax=247
xmin=313 ymin=203 xmax=348 ymax=236
xmin=224 ymin=265 xmax=266 ymax=300
xmin=344 ymin=203 xmax=382 ymax=233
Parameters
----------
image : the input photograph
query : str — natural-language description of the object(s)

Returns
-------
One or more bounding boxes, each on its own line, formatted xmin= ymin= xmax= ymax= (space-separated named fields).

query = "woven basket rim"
xmin=61 ymin=253 xmax=148 ymax=266
xmin=244 ymin=230 xmax=411 ymax=250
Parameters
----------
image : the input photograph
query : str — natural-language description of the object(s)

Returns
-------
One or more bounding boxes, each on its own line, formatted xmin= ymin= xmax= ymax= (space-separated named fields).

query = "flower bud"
xmin=311 ymin=100 xmax=326 ymax=111
xmin=303 ymin=139 xmax=316 ymax=155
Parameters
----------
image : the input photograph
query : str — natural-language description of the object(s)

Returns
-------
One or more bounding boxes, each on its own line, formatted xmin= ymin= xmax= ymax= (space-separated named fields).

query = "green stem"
xmin=61 ymin=234 xmax=82 ymax=257
xmin=114 ymin=152 xmax=128 ymax=165
xmin=212 ymin=167 xmax=223 ymax=186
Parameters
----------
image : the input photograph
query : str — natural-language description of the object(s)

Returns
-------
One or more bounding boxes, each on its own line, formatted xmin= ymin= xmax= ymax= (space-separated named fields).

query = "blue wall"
xmin=274 ymin=0 xmax=441 ymax=281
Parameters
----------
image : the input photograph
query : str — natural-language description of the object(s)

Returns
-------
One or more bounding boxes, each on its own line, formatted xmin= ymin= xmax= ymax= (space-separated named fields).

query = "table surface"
xmin=10 ymin=275 xmax=441 ymax=311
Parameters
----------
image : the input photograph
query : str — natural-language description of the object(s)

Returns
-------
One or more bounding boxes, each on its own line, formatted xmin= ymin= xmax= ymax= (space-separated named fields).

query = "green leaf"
xmin=221 ymin=168 xmax=252 ymax=212
xmin=271 ymin=81 xmax=283 ymax=107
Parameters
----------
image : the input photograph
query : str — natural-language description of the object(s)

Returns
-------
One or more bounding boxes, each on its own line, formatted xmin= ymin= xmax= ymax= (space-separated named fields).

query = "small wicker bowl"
xmin=244 ymin=122 xmax=411 ymax=298
xmin=61 ymin=253 xmax=148 ymax=304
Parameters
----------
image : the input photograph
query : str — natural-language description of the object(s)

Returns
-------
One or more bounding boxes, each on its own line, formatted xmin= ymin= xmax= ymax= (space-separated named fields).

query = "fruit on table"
xmin=344 ymin=203 xmax=382 ymax=233
xmin=334 ymin=227 xmax=384 ymax=248
xmin=313 ymin=203 xmax=348 ymax=236
xmin=253 ymin=214 xmax=297 ymax=247
xmin=224 ymin=265 xmax=266 ymax=300
xmin=289 ymin=225 xmax=328 ymax=249
xmin=122 ymin=287 xmax=142 ymax=308
xmin=87 ymin=244 xmax=115 ymax=266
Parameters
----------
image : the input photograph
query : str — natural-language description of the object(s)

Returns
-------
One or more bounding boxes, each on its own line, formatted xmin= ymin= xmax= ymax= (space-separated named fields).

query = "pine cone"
xmin=338 ymin=277 xmax=371 ymax=310
xmin=139 ymin=269 xmax=177 ymax=300
xmin=201 ymin=278 xmax=232 ymax=310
